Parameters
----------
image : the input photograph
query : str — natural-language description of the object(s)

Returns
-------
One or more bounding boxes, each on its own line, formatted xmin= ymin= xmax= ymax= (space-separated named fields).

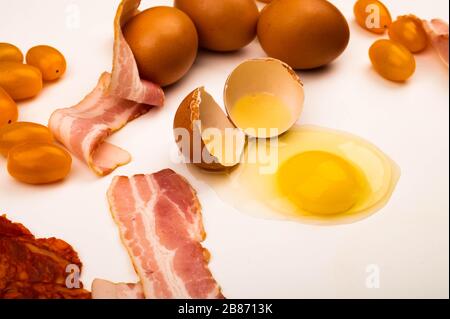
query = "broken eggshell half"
xmin=174 ymin=87 xmax=246 ymax=171
xmin=224 ymin=58 xmax=305 ymax=138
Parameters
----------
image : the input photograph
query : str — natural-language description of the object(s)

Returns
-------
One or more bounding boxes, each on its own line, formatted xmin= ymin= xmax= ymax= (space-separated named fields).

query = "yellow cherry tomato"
xmin=0 ymin=43 xmax=23 ymax=63
xmin=7 ymin=142 xmax=72 ymax=184
xmin=354 ymin=0 xmax=392 ymax=34
xmin=389 ymin=15 xmax=428 ymax=53
xmin=0 ymin=62 xmax=43 ymax=100
xmin=369 ymin=39 xmax=416 ymax=82
xmin=0 ymin=122 xmax=53 ymax=157
xmin=26 ymin=45 xmax=66 ymax=81
xmin=0 ymin=86 xmax=18 ymax=127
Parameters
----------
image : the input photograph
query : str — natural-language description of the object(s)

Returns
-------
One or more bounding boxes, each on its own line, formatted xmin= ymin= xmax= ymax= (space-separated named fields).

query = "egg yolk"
xmin=230 ymin=92 xmax=292 ymax=138
xmin=277 ymin=151 xmax=368 ymax=215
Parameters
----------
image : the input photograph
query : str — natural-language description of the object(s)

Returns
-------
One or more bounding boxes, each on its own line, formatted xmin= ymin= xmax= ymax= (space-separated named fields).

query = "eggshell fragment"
xmin=423 ymin=19 xmax=449 ymax=67
xmin=224 ymin=58 xmax=304 ymax=138
xmin=174 ymin=87 xmax=245 ymax=171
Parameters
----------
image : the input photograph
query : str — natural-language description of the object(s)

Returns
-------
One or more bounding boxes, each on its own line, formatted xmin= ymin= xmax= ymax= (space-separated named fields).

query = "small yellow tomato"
xmin=354 ymin=0 xmax=392 ymax=34
xmin=0 ymin=122 xmax=53 ymax=157
xmin=0 ymin=86 xmax=18 ymax=127
xmin=389 ymin=15 xmax=428 ymax=53
xmin=0 ymin=43 xmax=23 ymax=63
xmin=369 ymin=39 xmax=416 ymax=82
xmin=26 ymin=45 xmax=66 ymax=81
xmin=0 ymin=62 xmax=43 ymax=100
xmin=7 ymin=142 xmax=72 ymax=184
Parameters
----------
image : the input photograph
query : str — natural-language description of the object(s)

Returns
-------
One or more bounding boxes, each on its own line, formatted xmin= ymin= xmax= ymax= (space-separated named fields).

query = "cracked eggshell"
xmin=174 ymin=87 xmax=246 ymax=171
xmin=224 ymin=58 xmax=305 ymax=138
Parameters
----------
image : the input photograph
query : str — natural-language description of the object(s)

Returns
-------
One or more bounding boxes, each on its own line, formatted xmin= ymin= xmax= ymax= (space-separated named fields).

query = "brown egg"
xmin=174 ymin=0 xmax=259 ymax=52
xmin=257 ymin=0 xmax=350 ymax=69
xmin=123 ymin=6 xmax=198 ymax=87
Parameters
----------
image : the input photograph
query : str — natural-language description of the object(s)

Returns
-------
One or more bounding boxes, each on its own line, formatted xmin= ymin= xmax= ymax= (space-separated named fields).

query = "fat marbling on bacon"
xmin=49 ymin=0 xmax=164 ymax=176
xmin=99 ymin=169 xmax=224 ymax=299
xmin=92 ymin=279 xmax=144 ymax=299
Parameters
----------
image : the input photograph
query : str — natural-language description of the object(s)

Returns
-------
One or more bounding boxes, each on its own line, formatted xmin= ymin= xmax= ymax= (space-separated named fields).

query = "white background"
xmin=0 ymin=0 xmax=448 ymax=298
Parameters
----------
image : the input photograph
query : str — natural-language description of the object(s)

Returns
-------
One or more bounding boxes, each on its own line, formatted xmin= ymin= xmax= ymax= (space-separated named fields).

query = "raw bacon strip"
xmin=106 ymin=169 xmax=224 ymax=299
xmin=49 ymin=0 xmax=164 ymax=176
xmin=92 ymin=279 xmax=144 ymax=299
xmin=107 ymin=0 xmax=163 ymax=104
xmin=49 ymin=73 xmax=156 ymax=176
xmin=423 ymin=19 xmax=449 ymax=67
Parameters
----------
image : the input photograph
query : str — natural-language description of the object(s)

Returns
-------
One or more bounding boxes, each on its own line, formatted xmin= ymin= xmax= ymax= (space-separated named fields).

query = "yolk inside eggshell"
xmin=230 ymin=93 xmax=293 ymax=138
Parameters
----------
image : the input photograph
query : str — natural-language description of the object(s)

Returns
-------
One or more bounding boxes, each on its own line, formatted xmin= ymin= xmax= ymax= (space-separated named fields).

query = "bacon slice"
xmin=0 ymin=215 xmax=90 ymax=299
xmin=49 ymin=0 xmax=164 ymax=176
xmin=49 ymin=73 xmax=157 ymax=176
xmin=105 ymin=169 xmax=224 ymax=299
xmin=423 ymin=19 xmax=449 ymax=67
xmin=92 ymin=279 xmax=144 ymax=299
xmin=107 ymin=0 xmax=163 ymax=104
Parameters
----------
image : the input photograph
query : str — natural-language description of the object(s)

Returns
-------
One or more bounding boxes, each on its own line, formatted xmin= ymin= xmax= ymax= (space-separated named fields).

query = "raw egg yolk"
xmin=230 ymin=93 xmax=292 ymax=137
xmin=277 ymin=151 xmax=368 ymax=215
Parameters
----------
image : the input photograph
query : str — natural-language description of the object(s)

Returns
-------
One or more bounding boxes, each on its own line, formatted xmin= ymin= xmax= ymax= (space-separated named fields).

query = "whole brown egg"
xmin=174 ymin=0 xmax=259 ymax=52
xmin=123 ymin=6 xmax=198 ymax=87
xmin=257 ymin=0 xmax=350 ymax=69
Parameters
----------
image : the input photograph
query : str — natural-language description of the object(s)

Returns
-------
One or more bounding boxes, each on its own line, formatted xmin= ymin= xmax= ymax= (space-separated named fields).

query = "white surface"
xmin=0 ymin=0 xmax=448 ymax=299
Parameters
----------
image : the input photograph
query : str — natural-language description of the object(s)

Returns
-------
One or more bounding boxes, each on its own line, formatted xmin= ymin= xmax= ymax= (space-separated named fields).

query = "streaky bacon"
xmin=423 ymin=19 xmax=449 ymax=67
xmin=107 ymin=0 xmax=164 ymax=105
xmin=49 ymin=73 xmax=156 ymax=176
xmin=103 ymin=169 xmax=224 ymax=299
xmin=92 ymin=279 xmax=144 ymax=299
xmin=49 ymin=0 xmax=164 ymax=176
